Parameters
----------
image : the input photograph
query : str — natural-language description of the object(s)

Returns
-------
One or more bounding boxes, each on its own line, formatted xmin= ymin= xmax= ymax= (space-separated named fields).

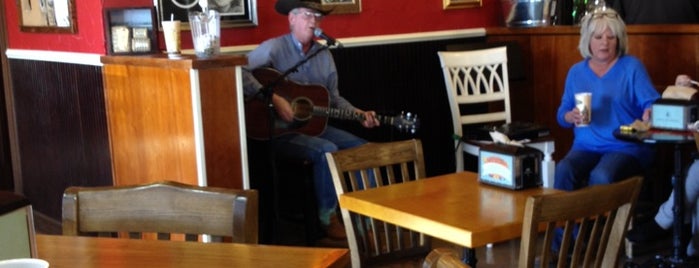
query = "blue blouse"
xmin=556 ymin=55 xmax=660 ymax=161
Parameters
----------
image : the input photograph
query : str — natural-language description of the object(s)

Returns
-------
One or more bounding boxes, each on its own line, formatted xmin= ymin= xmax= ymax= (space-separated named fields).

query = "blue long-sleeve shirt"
xmin=242 ymin=34 xmax=356 ymax=111
xmin=556 ymin=55 xmax=660 ymax=161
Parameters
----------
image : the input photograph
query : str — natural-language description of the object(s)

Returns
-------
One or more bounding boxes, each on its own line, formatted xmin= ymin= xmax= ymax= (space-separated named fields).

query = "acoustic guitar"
xmin=245 ymin=68 xmax=419 ymax=140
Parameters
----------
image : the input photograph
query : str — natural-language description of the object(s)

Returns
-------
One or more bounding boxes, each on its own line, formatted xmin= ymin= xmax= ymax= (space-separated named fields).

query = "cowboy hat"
xmin=275 ymin=0 xmax=333 ymax=15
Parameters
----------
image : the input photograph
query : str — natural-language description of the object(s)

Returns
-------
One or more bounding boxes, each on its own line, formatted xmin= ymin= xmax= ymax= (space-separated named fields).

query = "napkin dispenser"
xmin=651 ymin=86 xmax=699 ymax=131
xmin=478 ymin=143 xmax=542 ymax=190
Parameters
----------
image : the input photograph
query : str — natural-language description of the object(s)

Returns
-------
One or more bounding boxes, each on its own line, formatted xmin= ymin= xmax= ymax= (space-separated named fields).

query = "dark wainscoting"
xmin=329 ymin=36 xmax=491 ymax=177
xmin=9 ymin=59 xmax=112 ymax=219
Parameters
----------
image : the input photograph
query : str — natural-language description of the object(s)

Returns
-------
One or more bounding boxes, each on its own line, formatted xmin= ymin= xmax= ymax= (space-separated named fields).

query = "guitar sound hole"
xmin=291 ymin=97 xmax=314 ymax=121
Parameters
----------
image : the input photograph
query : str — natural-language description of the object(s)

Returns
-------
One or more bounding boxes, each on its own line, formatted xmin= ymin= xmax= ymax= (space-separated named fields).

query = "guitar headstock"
xmin=392 ymin=111 xmax=419 ymax=134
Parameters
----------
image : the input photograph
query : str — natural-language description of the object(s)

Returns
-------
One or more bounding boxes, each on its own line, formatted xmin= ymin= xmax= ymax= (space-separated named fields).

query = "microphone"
xmin=313 ymin=28 xmax=342 ymax=48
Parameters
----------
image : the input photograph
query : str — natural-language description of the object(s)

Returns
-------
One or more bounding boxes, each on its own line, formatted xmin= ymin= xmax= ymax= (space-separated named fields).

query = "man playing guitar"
xmin=242 ymin=0 xmax=379 ymax=240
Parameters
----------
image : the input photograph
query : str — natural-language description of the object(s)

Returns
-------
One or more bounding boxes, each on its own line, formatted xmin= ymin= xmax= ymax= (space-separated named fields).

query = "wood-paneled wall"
xmin=102 ymin=54 xmax=248 ymax=190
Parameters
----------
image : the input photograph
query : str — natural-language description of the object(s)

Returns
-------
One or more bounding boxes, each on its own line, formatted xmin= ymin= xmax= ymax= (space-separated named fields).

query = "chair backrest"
xmin=326 ymin=139 xmax=431 ymax=267
xmin=518 ymin=176 xmax=643 ymax=268
xmin=422 ymin=247 xmax=471 ymax=268
xmin=0 ymin=192 xmax=37 ymax=260
xmin=62 ymin=181 xmax=258 ymax=244
xmin=438 ymin=46 xmax=511 ymax=171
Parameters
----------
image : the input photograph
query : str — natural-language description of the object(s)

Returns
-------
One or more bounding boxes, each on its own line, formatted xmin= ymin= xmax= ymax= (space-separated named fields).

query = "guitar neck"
xmin=313 ymin=107 xmax=393 ymax=125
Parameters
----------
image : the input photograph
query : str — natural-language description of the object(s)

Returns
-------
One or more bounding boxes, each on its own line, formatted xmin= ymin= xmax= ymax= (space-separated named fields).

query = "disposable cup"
xmin=0 ymin=258 xmax=49 ymax=268
xmin=575 ymin=92 xmax=592 ymax=126
xmin=189 ymin=10 xmax=221 ymax=58
xmin=161 ymin=20 xmax=181 ymax=54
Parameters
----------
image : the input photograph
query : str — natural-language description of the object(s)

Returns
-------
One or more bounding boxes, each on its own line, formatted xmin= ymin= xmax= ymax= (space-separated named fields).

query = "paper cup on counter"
xmin=161 ymin=20 xmax=181 ymax=54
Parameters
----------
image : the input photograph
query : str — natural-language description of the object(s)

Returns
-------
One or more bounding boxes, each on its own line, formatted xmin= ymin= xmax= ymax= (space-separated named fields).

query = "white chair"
xmin=438 ymin=46 xmax=555 ymax=188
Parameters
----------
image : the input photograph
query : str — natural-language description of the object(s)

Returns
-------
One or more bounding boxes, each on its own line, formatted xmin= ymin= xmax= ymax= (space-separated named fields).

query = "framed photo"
xmin=443 ymin=0 xmax=482 ymax=10
xmin=322 ymin=0 xmax=361 ymax=15
xmin=156 ymin=0 xmax=258 ymax=29
xmin=18 ymin=0 xmax=77 ymax=33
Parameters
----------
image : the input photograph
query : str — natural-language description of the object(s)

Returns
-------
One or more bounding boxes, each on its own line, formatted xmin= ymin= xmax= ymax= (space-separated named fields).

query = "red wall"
xmin=4 ymin=0 xmax=504 ymax=54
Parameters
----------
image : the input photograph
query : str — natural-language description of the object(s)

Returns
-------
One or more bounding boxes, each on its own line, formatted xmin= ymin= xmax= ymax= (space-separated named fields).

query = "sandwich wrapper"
xmin=662 ymin=85 xmax=699 ymax=102
xmin=624 ymin=120 xmax=651 ymax=132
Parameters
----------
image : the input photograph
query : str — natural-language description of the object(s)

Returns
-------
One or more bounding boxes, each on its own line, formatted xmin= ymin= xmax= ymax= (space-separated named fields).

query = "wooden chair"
xmin=327 ymin=139 xmax=432 ymax=267
xmin=438 ymin=47 xmax=555 ymax=187
xmin=62 ymin=181 xmax=258 ymax=244
xmin=422 ymin=247 xmax=471 ymax=268
xmin=0 ymin=191 xmax=37 ymax=260
xmin=518 ymin=176 xmax=643 ymax=268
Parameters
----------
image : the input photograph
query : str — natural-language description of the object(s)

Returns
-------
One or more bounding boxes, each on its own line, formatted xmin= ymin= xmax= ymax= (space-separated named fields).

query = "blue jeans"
xmin=554 ymin=150 xmax=644 ymax=191
xmin=552 ymin=150 xmax=644 ymax=252
xmin=273 ymin=126 xmax=367 ymax=226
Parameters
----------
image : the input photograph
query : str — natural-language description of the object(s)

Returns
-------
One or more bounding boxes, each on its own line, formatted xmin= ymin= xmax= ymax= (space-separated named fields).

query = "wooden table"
xmin=338 ymin=171 xmax=560 ymax=266
xmin=35 ymin=234 xmax=349 ymax=268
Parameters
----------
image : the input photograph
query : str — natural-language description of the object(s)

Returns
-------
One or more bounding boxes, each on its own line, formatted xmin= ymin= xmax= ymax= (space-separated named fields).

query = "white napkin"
xmin=489 ymin=131 xmax=530 ymax=147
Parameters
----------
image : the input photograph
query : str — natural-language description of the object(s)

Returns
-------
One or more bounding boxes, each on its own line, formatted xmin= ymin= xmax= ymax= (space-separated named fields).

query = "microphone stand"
xmin=247 ymin=42 xmax=332 ymax=244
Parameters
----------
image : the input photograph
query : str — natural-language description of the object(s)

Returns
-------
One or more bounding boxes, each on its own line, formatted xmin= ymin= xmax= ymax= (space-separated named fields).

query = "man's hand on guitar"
xmin=359 ymin=110 xmax=381 ymax=128
xmin=272 ymin=94 xmax=294 ymax=122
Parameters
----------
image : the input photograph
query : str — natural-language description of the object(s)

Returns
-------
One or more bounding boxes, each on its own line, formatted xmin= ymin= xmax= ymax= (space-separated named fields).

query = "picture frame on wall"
xmin=322 ymin=0 xmax=361 ymax=15
xmin=17 ymin=0 xmax=77 ymax=33
xmin=156 ymin=0 xmax=258 ymax=29
xmin=443 ymin=0 xmax=482 ymax=10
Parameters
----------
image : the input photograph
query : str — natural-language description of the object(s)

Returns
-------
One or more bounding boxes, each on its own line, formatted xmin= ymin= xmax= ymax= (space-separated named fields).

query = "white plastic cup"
xmin=189 ymin=10 xmax=221 ymax=58
xmin=574 ymin=92 xmax=592 ymax=126
xmin=161 ymin=20 xmax=181 ymax=54
xmin=0 ymin=258 xmax=49 ymax=268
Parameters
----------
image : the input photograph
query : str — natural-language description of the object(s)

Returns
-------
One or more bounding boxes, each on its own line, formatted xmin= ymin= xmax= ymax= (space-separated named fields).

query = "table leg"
xmin=670 ymin=143 xmax=688 ymax=264
xmin=654 ymin=143 xmax=695 ymax=267
xmin=462 ymin=247 xmax=477 ymax=267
